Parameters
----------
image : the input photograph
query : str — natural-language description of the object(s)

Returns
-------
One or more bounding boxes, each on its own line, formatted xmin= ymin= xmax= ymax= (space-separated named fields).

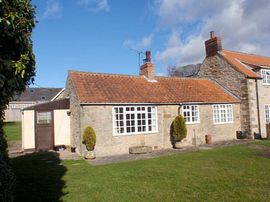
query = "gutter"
xmin=79 ymin=101 xmax=240 ymax=106
xmin=255 ymin=79 xmax=262 ymax=135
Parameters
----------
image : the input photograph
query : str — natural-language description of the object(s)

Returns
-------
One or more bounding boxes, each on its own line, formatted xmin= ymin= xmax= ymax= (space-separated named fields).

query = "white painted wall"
xmin=22 ymin=110 xmax=35 ymax=149
xmin=54 ymin=109 xmax=70 ymax=146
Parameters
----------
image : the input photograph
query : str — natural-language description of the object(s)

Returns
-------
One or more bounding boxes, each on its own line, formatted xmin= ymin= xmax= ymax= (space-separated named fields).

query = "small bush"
xmin=82 ymin=127 xmax=96 ymax=151
xmin=172 ymin=115 xmax=187 ymax=142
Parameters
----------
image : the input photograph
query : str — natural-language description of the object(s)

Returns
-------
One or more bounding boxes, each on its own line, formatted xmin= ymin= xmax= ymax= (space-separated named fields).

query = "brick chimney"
xmin=140 ymin=51 xmax=155 ymax=80
xmin=205 ymin=31 xmax=222 ymax=57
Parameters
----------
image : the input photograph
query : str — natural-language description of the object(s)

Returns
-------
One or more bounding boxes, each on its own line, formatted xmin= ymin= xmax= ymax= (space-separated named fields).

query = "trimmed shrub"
xmin=82 ymin=127 xmax=96 ymax=151
xmin=172 ymin=115 xmax=187 ymax=142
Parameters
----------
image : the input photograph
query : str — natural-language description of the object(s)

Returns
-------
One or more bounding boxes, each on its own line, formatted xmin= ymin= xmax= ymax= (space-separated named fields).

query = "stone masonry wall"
xmin=78 ymin=104 xmax=241 ymax=157
xmin=198 ymin=54 xmax=251 ymax=134
xmin=65 ymin=75 xmax=82 ymax=151
xmin=247 ymin=79 xmax=259 ymax=135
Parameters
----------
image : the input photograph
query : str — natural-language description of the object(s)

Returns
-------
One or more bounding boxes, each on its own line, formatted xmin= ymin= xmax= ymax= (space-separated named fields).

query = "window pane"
xmin=266 ymin=105 xmax=270 ymax=123
xmin=182 ymin=105 xmax=199 ymax=123
xmin=37 ymin=112 xmax=51 ymax=124
xmin=213 ymin=104 xmax=233 ymax=124
xmin=113 ymin=106 xmax=157 ymax=135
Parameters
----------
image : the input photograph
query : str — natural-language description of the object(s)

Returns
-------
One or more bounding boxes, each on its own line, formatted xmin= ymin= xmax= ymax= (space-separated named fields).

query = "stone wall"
xmin=246 ymin=79 xmax=259 ymax=135
xmin=65 ymin=75 xmax=82 ymax=151
xmin=77 ymin=104 xmax=241 ymax=157
xmin=198 ymin=54 xmax=251 ymax=133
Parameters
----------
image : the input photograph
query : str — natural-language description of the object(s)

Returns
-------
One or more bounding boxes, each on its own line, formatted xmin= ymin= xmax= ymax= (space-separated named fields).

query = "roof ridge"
xmin=223 ymin=49 xmax=270 ymax=59
xmin=69 ymin=70 xmax=143 ymax=78
xmin=69 ymin=70 xmax=214 ymax=82
xmin=156 ymin=76 xmax=210 ymax=81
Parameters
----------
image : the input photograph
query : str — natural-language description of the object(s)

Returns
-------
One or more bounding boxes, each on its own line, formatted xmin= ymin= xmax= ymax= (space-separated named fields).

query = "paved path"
xmin=89 ymin=139 xmax=253 ymax=166
xmin=8 ymin=139 xmax=254 ymax=162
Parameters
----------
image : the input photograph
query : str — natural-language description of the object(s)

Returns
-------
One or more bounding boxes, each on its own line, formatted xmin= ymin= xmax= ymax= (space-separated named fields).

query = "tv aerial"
xmin=130 ymin=48 xmax=143 ymax=68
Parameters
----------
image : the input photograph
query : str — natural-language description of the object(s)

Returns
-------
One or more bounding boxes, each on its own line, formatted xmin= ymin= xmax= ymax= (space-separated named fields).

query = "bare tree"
xmin=167 ymin=63 xmax=201 ymax=77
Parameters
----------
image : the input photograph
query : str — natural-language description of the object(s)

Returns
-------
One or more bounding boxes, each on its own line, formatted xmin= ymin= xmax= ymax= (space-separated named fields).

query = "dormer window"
xmin=261 ymin=69 xmax=270 ymax=85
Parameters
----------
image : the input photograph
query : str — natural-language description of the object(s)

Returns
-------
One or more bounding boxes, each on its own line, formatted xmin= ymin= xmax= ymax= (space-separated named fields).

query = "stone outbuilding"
xmin=64 ymin=52 xmax=241 ymax=157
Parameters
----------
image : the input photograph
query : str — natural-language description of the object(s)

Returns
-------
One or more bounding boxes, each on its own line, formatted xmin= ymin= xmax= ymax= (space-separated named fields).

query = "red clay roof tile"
xmin=221 ymin=50 xmax=270 ymax=78
xmin=69 ymin=71 xmax=239 ymax=104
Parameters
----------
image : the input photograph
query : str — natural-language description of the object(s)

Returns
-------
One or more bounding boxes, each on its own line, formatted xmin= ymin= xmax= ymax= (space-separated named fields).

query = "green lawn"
xmin=11 ymin=145 xmax=270 ymax=202
xmin=251 ymin=139 xmax=270 ymax=147
xmin=3 ymin=122 xmax=22 ymax=141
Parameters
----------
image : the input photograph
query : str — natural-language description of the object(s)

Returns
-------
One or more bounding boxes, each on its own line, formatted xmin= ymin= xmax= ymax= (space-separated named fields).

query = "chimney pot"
xmin=145 ymin=51 xmax=151 ymax=62
xmin=210 ymin=31 xmax=215 ymax=39
xmin=205 ymin=31 xmax=222 ymax=57
xmin=140 ymin=50 xmax=155 ymax=80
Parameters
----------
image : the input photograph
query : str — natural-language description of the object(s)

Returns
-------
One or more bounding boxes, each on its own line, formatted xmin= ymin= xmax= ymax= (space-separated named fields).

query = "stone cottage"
xmin=198 ymin=31 xmax=270 ymax=138
xmin=65 ymin=51 xmax=241 ymax=157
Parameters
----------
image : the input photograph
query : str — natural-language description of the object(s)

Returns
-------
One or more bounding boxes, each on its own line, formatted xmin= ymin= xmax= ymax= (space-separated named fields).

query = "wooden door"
xmin=35 ymin=111 xmax=54 ymax=151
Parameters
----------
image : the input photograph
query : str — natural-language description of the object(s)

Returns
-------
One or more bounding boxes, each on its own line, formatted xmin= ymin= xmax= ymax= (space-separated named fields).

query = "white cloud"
xmin=77 ymin=0 xmax=110 ymax=12
xmin=156 ymin=31 xmax=204 ymax=65
xmin=123 ymin=34 xmax=153 ymax=50
xmin=43 ymin=0 xmax=62 ymax=18
xmin=154 ymin=0 xmax=270 ymax=66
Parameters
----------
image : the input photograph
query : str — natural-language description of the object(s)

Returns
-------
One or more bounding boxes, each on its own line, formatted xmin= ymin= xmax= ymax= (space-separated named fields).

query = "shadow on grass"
xmin=11 ymin=152 xmax=67 ymax=202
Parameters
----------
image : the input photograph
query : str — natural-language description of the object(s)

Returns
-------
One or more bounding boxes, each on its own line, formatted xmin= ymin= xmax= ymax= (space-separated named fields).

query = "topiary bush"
xmin=171 ymin=115 xmax=187 ymax=143
xmin=82 ymin=127 xmax=96 ymax=151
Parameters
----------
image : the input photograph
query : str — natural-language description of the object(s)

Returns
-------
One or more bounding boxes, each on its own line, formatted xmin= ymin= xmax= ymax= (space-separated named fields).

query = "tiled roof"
xmin=69 ymin=71 xmax=239 ymax=104
xmin=221 ymin=50 xmax=270 ymax=78
xmin=12 ymin=88 xmax=63 ymax=102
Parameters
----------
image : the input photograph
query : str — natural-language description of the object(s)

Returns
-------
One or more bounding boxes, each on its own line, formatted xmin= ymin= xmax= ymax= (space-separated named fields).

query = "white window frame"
xmin=265 ymin=105 xmax=270 ymax=123
xmin=112 ymin=106 xmax=158 ymax=136
xmin=261 ymin=69 xmax=270 ymax=85
xmin=181 ymin=105 xmax=200 ymax=124
xmin=213 ymin=104 xmax=233 ymax=124
xmin=37 ymin=111 xmax=52 ymax=124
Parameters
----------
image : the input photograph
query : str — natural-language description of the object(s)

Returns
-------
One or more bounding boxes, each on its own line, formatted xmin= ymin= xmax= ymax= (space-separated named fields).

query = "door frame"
xmin=34 ymin=110 xmax=55 ymax=151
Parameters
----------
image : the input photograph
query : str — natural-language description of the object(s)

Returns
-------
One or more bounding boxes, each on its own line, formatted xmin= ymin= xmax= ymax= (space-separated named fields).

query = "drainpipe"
xmin=255 ymin=79 xmax=262 ymax=135
xmin=178 ymin=104 xmax=182 ymax=115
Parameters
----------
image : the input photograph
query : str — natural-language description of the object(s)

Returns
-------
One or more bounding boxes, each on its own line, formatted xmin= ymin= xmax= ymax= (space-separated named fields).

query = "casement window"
xmin=261 ymin=69 xmax=270 ymax=85
xmin=182 ymin=105 xmax=200 ymax=124
xmin=213 ymin=104 xmax=233 ymax=124
xmin=113 ymin=106 xmax=158 ymax=135
xmin=265 ymin=105 xmax=270 ymax=123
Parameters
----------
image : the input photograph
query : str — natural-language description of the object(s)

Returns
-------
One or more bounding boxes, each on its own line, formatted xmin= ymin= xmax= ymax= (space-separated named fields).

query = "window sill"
xmin=213 ymin=122 xmax=234 ymax=125
xmin=185 ymin=122 xmax=200 ymax=125
xmin=113 ymin=130 xmax=159 ymax=137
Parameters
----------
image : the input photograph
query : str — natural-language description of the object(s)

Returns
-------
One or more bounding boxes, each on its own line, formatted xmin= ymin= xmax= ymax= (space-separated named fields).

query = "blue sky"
xmin=32 ymin=0 xmax=270 ymax=87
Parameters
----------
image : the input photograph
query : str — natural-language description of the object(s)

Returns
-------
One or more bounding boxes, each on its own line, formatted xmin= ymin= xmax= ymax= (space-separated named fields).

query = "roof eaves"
xmin=79 ymin=100 xmax=240 ymax=106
